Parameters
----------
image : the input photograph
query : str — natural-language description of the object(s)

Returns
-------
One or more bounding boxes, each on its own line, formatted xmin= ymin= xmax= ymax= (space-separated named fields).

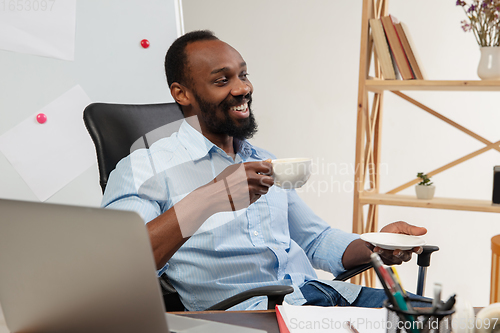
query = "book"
xmin=275 ymin=303 xmax=388 ymax=333
xmin=369 ymin=18 xmax=397 ymax=80
xmin=394 ymin=21 xmax=426 ymax=80
xmin=380 ymin=15 xmax=414 ymax=80
xmin=276 ymin=304 xmax=290 ymax=333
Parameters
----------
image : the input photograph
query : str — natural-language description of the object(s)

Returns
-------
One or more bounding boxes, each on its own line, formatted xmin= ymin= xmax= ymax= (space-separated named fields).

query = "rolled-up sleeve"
xmin=101 ymin=153 xmax=163 ymax=224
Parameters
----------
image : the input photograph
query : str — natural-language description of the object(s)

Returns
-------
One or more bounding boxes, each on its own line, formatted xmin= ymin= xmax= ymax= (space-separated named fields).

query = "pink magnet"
xmin=36 ymin=113 xmax=47 ymax=124
xmin=140 ymin=39 xmax=150 ymax=48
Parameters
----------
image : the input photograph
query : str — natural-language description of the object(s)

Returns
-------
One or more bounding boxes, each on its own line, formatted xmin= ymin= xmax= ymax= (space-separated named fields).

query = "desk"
xmin=0 ymin=307 xmax=485 ymax=333
xmin=173 ymin=309 xmax=279 ymax=333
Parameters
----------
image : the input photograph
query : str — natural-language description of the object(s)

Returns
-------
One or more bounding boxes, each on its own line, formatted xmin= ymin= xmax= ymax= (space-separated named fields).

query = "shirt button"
xmin=254 ymin=231 xmax=259 ymax=236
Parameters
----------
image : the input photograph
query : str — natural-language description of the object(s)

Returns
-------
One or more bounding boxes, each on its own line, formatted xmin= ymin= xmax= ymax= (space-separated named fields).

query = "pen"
xmin=387 ymin=267 xmax=402 ymax=293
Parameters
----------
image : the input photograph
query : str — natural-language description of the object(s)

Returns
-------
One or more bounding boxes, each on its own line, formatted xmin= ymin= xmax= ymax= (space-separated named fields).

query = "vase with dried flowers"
xmin=457 ymin=0 xmax=500 ymax=79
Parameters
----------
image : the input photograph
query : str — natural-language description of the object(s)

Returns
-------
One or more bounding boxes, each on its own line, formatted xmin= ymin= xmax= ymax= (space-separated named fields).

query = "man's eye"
xmin=240 ymin=73 xmax=249 ymax=79
xmin=215 ymin=78 xmax=228 ymax=85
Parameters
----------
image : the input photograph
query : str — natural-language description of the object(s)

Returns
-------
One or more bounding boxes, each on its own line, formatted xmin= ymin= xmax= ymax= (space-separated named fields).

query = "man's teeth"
xmin=231 ymin=103 xmax=247 ymax=111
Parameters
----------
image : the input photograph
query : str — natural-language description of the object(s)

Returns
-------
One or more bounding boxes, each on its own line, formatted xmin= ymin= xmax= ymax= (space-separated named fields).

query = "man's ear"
xmin=170 ymin=83 xmax=191 ymax=106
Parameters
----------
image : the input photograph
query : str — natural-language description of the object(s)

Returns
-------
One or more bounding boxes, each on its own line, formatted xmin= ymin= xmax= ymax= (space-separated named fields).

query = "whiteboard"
xmin=0 ymin=0 xmax=183 ymax=207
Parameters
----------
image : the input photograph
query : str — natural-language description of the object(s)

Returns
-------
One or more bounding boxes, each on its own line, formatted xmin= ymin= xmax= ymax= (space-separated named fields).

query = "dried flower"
xmin=457 ymin=0 xmax=500 ymax=46
xmin=461 ymin=20 xmax=473 ymax=31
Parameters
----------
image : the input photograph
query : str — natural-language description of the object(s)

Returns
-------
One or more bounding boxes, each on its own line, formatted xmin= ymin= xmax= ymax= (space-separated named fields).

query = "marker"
xmin=371 ymin=254 xmax=419 ymax=333
xmin=388 ymin=266 xmax=414 ymax=311
xmin=390 ymin=267 xmax=406 ymax=296
xmin=370 ymin=253 xmax=398 ymax=307
xmin=432 ymin=282 xmax=442 ymax=312
xmin=441 ymin=294 xmax=456 ymax=311
xmin=393 ymin=291 xmax=419 ymax=333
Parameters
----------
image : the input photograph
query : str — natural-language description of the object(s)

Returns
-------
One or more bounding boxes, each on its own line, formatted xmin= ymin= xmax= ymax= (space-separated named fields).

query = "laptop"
xmin=0 ymin=199 xmax=265 ymax=333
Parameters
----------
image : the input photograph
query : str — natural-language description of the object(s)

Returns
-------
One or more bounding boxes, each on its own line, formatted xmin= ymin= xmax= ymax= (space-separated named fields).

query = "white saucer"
xmin=360 ymin=232 xmax=426 ymax=250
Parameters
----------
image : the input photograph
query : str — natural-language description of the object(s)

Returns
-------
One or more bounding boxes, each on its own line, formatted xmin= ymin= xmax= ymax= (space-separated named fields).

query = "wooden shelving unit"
xmin=352 ymin=0 xmax=500 ymax=287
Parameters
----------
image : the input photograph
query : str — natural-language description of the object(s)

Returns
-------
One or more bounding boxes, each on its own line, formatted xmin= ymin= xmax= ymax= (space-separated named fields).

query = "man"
xmin=102 ymin=30 xmax=427 ymax=311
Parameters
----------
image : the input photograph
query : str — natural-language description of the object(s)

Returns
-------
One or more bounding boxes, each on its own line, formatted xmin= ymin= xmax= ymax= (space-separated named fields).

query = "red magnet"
xmin=36 ymin=113 xmax=47 ymax=124
xmin=140 ymin=39 xmax=150 ymax=48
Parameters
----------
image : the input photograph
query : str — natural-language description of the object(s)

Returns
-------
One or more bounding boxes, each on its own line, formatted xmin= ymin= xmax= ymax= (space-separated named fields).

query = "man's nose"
xmin=231 ymin=79 xmax=252 ymax=97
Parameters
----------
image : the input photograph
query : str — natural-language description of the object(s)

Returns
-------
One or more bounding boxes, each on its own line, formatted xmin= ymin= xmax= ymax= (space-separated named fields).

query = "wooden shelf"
xmin=359 ymin=192 xmax=500 ymax=213
xmin=365 ymin=79 xmax=500 ymax=92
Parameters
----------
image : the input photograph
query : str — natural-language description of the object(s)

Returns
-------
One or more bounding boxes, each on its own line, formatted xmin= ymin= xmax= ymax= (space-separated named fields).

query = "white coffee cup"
xmin=271 ymin=158 xmax=312 ymax=189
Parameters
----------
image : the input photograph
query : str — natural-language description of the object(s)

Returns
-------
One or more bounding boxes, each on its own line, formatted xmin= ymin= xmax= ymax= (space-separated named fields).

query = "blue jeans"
xmin=300 ymin=281 xmax=431 ymax=308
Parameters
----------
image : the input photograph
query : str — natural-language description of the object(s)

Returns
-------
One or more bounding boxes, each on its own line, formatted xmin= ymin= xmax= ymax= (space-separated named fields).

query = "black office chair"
xmin=83 ymin=102 xmax=437 ymax=311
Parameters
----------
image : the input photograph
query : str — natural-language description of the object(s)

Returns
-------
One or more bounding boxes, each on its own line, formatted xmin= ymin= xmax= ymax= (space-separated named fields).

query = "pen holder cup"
xmin=384 ymin=298 xmax=455 ymax=333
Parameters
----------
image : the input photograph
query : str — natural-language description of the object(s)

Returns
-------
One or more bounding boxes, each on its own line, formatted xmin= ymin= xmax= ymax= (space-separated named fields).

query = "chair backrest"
xmin=83 ymin=102 xmax=186 ymax=311
xmin=83 ymin=102 xmax=184 ymax=193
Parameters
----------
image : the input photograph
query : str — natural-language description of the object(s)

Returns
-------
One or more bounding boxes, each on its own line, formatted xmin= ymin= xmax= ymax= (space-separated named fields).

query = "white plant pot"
xmin=477 ymin=47 xmax=500 ymax=80
xmin=415 ymin=185 xmax=435 ymax=200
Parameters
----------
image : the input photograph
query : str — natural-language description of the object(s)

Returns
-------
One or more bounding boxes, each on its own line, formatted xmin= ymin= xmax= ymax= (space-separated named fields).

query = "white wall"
xmin=183 ymin=0 xmax=500 ymax=306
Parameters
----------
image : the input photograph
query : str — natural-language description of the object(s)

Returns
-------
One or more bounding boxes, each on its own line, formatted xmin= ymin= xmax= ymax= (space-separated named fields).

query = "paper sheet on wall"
xmin=0 ymin=0 xmax=76 ymax=60
xmin=0 ymin=85 xmax=95 ymax=201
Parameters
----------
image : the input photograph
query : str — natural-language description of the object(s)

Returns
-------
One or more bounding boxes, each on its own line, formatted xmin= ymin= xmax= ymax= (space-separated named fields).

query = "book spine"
xmin=397 ymin=22 xmax=425 ymax=80
xmin=369 ymin=18 xmax=397 ymax=80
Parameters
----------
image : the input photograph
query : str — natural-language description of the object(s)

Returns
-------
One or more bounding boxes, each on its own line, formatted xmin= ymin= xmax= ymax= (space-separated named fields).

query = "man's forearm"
xmin=146 ymin=184 xmax=218 ymax=270
xmin=341 ymin=239 xmax=372 ymax=270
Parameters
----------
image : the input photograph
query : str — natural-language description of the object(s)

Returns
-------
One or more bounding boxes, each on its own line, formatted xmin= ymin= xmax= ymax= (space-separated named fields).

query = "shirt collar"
xmin=177 ymin=119 xmax=262 ymax=161
xmin=234 ymin=138 xmax=259 ymax=160
xmin=177 ymin=120 xmax=214 ymax=161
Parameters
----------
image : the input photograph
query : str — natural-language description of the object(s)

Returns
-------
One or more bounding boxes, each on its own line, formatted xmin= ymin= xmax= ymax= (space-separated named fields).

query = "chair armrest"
xmin=333 ymin=245 xmax=439 ymax=282
xmin=418 ymin=245 xmax=439 ymax=267
xmin=205 ymin=285 xmax=294 ymax=311
xmin=333 ymin=263 xmax=373 ymax=281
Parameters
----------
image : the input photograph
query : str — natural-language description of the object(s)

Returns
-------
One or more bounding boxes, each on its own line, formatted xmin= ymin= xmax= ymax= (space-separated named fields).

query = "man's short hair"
xmin=165 ymin=30 xmax=219 ymax=89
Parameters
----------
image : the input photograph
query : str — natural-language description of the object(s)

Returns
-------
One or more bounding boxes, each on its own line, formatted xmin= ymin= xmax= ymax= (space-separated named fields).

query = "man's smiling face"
xmin=183 ymin=39 xmax=257 ymax=140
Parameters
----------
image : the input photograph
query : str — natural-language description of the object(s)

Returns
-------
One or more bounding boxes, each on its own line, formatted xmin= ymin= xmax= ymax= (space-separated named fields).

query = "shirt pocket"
xmin=266 ymin=186 xmax=290 ymax=245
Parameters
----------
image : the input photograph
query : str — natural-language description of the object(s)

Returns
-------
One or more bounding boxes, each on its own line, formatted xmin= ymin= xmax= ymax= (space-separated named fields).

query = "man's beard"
xmin=193 ymin=92 xmax=258 ymax=140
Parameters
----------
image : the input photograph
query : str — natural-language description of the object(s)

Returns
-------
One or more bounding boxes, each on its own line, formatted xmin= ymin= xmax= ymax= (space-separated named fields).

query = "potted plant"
xmin=415 ymin=172 xmax=435 ymax=200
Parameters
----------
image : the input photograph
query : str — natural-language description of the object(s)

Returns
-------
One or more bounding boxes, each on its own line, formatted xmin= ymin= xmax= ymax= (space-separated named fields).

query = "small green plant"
xmin=417 ymin=172 xmax=433 ymax=186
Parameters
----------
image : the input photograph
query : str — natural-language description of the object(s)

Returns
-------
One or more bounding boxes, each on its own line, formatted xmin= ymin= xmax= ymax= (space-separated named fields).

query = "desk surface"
xmin=173 ymin=310 xmax=279 ymax=333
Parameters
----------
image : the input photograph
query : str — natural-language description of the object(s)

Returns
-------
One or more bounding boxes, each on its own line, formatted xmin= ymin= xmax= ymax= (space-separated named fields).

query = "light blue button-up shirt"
xmin=102 ymin=120 xmax=362 ymax=311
